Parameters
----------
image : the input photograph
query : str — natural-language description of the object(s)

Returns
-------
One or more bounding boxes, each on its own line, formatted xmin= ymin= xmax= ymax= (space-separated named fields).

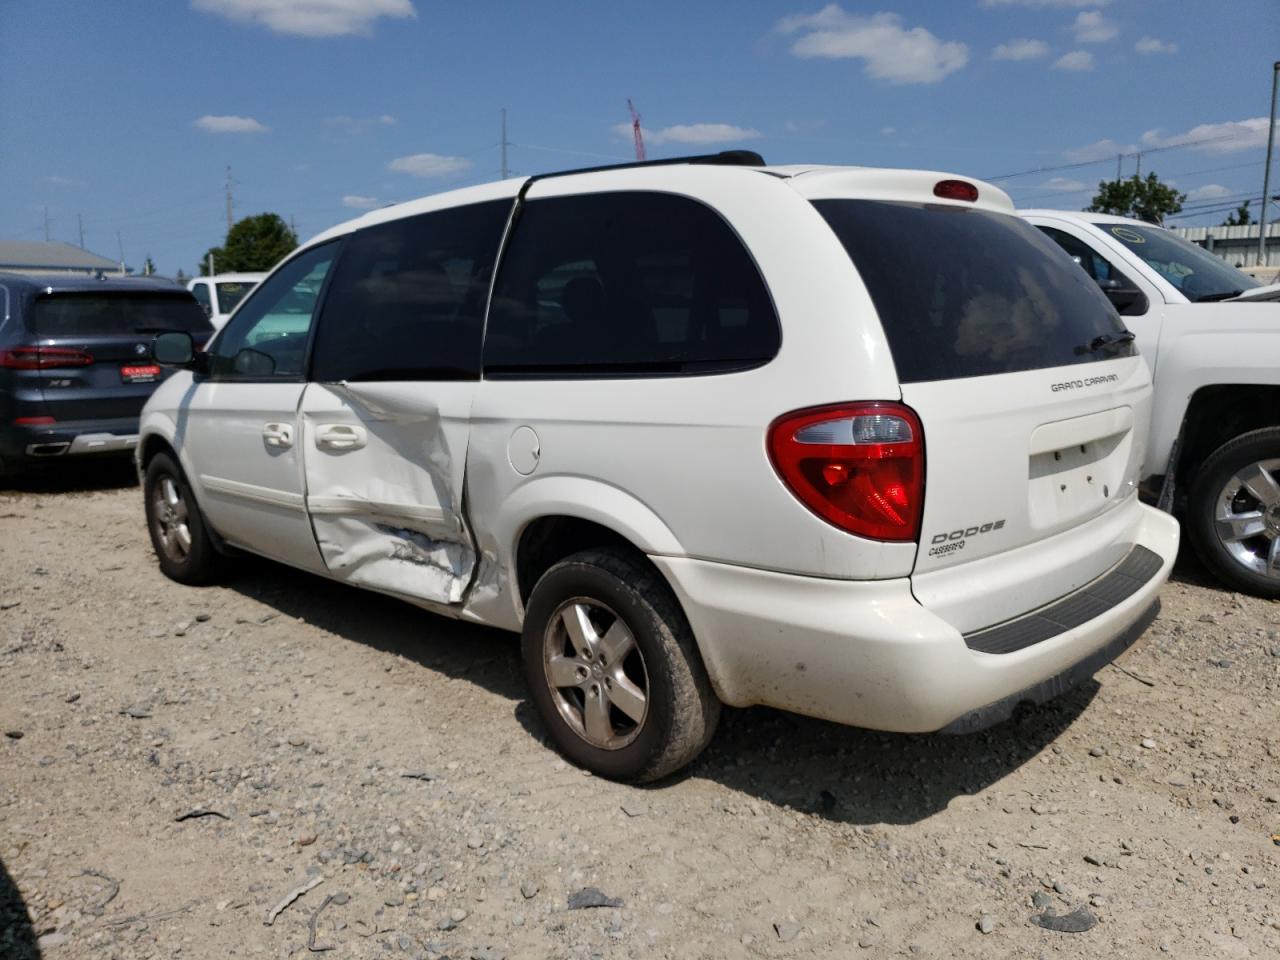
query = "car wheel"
xmin=1186 ymin=427 xmax=1280 ymax=599
xmin=144 ymin=452 xmax=221 ymax=585
xmin=521 ymin=548 xmax=721 ymax=783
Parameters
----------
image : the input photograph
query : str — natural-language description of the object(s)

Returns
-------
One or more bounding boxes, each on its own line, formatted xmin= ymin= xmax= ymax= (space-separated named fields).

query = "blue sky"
xmin=2 ymin=0 xmax=1277 ymax=275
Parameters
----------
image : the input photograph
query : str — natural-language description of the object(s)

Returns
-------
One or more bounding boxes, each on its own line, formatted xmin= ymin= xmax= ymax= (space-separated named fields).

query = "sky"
xmin=2 ymin=0 xmax=1277 ymax=276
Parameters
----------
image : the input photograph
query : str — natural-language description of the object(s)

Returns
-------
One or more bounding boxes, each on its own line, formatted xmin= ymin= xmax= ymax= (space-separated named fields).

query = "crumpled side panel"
xmin=301 ymin=382 xmax=477 ymax=607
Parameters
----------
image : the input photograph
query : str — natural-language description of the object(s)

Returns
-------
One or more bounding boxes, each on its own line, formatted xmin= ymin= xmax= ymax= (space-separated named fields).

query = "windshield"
xmin=33 ymin=293 xmax=213 ymax=336
xmin=215 ymin=281 xmax=256 ymax=315
xmin=1094 ymin=222 xmax=1260 ymax=302
xmin=816 ymin=200 xmax=1131 ymax=383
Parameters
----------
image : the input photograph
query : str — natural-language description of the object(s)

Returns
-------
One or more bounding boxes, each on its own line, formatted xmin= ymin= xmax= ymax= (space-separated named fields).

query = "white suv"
xmin=140 ymin=152 xmax=1178 ymax=782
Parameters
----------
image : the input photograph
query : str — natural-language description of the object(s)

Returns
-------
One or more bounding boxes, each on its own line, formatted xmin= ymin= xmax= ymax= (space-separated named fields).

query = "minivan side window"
xmin=208 ymin=242 xmax=339 ymax=381
xmin=484 ymin=192 xmax=780 ymax=377
xmin=311 ymin=200 xmax=512 ymax=382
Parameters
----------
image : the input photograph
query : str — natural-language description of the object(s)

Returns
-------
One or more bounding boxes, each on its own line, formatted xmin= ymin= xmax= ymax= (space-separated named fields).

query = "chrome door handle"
xmin=315 ymin=423 xmax=367 ymax=451
xmin=262 ymin=422 xmax=293 ymax=448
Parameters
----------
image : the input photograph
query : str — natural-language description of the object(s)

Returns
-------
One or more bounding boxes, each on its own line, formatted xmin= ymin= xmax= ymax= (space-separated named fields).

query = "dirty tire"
xmin=144 ymin=452 xmax=222 ymax=585
xmin=1186 ymin=427 xmax=1280 ymax=600
xmin=521 ymin=548 xmax=720 ymax=783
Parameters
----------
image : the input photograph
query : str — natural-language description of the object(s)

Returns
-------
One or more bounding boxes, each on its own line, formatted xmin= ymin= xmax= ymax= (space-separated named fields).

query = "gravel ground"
xmin=1 ymin=463 xmax=1278 ymax=960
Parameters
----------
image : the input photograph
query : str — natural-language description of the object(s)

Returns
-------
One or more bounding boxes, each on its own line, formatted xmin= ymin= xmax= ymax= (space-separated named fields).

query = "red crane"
xmin=627 ymin=99 xmax=646 ymax=162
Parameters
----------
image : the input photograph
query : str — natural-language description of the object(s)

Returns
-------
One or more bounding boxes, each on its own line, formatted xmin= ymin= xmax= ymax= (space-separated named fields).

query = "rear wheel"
xmin=1187 ymin=427 xmax=1280 ymax=599
xmin=144 ymin=452 xmax=221 ymax=585
xmin=521 ymin=548 xmax=720 ymax=783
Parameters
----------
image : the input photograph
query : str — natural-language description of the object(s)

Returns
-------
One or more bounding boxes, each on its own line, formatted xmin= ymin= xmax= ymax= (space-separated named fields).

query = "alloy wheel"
xmin=1213 ymin=458 xmax=1280 ymax=580
xmin=151 ymin=475 xmax=192 ymax=562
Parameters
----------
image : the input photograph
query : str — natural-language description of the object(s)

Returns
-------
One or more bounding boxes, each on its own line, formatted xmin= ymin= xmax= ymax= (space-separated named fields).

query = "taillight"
xmin=933 ymin=179 xmax=979 ymax=202
xmin=13 ymin=416 xmax=55 ymax=426
xmin=767 ymin=402 xmax=925 ymax=541
xmin=0 ymin=346 xmax=94 ymax=369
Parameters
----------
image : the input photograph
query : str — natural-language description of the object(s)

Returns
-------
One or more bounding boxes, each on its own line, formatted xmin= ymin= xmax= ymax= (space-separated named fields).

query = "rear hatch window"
xmin=32 ymin=293 xmax=212 ymax=337
xmin=814 ymin=200 xmax=1132 ymax=382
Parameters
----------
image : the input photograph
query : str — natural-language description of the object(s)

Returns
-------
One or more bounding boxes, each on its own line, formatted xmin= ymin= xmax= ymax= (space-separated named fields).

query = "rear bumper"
xmin=653 ymin=504 xmax=1178 ymax=733
xmin=0 ymin=418 xmax=139 ymax=462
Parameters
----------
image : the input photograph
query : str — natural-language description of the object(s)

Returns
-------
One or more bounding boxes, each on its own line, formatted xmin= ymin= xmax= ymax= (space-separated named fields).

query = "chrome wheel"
xmin=1213 ymin=458 xmax=1280 ymax=580
xmin=151 ymin=475 xmax=192 ymax=562
xmin=542 ymin=598 xmax=649 ymax=750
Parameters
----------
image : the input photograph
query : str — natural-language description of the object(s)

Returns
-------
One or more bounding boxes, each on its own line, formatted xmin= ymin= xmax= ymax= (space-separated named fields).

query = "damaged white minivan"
xmin=140 ymin=151 xmax=1179 ymax=782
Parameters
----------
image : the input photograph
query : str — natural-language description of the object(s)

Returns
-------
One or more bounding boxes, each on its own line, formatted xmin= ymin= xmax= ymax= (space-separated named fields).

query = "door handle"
xmin=314 ymin=423 xmax=367 ymax=451
xmin=262 ymin=422 xmax=293 ymax=448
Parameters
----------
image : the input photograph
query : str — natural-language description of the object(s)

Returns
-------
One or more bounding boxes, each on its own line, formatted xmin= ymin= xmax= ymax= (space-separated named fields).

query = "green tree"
xmin=201 ymin=213 xmax=297 ymax=275
xmin=1223 ymin=202 xmax=1252 ymax=226
xmin=1086 ymin=172 xmax=1186 ymax=225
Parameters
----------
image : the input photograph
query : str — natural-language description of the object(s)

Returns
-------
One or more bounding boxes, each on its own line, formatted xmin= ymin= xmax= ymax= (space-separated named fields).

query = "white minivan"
xmin=187 ymin=273 xmax=266 ymax=330
xmin=140 ymin=152 xmax=1178 ymax=781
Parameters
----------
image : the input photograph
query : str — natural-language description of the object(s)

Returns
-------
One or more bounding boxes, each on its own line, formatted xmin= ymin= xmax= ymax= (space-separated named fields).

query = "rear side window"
xmin=215 ymin=281 xmax=255 ymax=315
xmin=32 ymin=294 xmax=212 ymax=337
xmin=312 ymin=200 xmax=511 ymax=382
xmin=190 ymin=282 xmax=212 ymax=314
xmin=484 ymin=192 xmax=779 ymax=377
xmin=814 ymin=200 xmax=1131 ymax=383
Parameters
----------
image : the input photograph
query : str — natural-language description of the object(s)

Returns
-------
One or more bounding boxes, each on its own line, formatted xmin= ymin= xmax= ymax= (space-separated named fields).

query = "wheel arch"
xmin=1175 ymin=384 xmax=1280 ymax=497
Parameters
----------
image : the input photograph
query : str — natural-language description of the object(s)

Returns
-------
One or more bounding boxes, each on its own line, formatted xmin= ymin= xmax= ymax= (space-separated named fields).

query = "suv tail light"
xmin=768 ymin=402 xmax=924 ymax=541
xmin=0 ymin=346 xmax=94 ymax=369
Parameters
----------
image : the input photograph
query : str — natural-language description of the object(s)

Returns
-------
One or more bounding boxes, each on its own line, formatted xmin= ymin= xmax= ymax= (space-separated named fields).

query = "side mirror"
xmin=1097 ymin=278 xmax=1147 ymax=315
xmin=153 ymin=331 xmax=195 ymax=366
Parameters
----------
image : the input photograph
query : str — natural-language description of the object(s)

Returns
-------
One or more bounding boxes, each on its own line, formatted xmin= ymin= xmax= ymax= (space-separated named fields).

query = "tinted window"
xmin=33 ymin=294 xmax=212 ymax=336
xmin=215 ymin=281 xmax=256 ymax=315
xmin=815 ymin=200 xmax=1131 ymax=383
xmin=1037 ymin=226 xmax=1147 ymax=317
xmin=209 ymin=242 xmax=338 ymax=380
xmin=312 ymin=200 xmax=510 ymax=382
xmin=484 ymin=192 xmax=779 ymax=377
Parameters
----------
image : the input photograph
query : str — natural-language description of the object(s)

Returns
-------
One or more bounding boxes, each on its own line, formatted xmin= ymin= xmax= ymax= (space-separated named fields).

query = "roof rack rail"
xmin=527 ymin=149 xmax=766 ymax=185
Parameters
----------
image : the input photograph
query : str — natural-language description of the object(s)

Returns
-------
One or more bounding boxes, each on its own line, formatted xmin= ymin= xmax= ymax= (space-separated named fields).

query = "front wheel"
xmin=144 ymin=452 xmax=222 ymax=585
xmin=521 ymin=548 xmax=720 ymax=783
xmin=1186 ymin=427 xmax=1280 ymax=599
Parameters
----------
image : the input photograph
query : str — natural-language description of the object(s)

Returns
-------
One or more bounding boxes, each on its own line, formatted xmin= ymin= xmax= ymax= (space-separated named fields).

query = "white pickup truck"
xmin=1025 ymin=209 xmax=1280 ymax=598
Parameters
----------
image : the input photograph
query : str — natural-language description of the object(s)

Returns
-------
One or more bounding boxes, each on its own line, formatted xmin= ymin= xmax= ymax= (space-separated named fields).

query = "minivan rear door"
xmin=29 ymin=291 xmax=212 ymax=424
xmin=298 ymin=197 xmax=512 ymax=607
xmin=815 ymin=199 xmax=1150 ymax=633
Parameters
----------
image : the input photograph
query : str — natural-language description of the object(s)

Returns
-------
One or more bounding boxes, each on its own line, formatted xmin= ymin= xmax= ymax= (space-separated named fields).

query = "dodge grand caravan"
xmin=138 ymin=152 xmax=1179 ymax=781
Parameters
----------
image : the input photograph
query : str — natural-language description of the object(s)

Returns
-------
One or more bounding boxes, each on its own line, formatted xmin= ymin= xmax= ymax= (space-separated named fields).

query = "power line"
xmin=984 ymin=132 xmax=1264 ymax=183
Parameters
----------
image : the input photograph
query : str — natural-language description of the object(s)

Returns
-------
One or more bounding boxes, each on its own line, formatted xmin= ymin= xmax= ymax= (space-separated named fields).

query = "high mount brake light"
xmin=768 ymin=402 xmax=925 ymax=542
xmin=0 ymin=346 xmax=94 ymax=370
xmin=933 ymin=179 xmax=979 ymax=202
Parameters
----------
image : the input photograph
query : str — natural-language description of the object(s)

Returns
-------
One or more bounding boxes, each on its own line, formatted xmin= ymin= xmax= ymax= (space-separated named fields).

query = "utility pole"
xmin=225 ymin=165 xmax=234 ymax=233
xmin=43 ymin=206 xmax=51 ymax=242
xmin=1258 ymin=61 xmax=1279 ymax=267
xmin=500 ymin=108 xmax=509 ymax=180
xmin=289 ymin=214 xmax=297 ymax=237
xmin=1134 ymin=152 xmax=1142 ymax=177
xmin=207 ymin=252 xmax=215 ymax=277
xmin=1116 ymin=154 xmax=1122 ymax=181
xmin=77 ymin=213 xmax=84 ymax=249
xmin=116 ymin=231 xmax=125 ymax=275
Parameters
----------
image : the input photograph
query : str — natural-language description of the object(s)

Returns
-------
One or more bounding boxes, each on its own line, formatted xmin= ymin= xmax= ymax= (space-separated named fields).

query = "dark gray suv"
xmin=0 ymin=273 xmax=212 ymax=479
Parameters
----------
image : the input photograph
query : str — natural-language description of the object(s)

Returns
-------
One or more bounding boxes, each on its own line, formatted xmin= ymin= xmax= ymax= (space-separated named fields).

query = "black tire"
xmin=1186 ymin=427 xmax=1280 ymax=599
xmin=143 ymin=452 xmax=222 ymax=585
xmin=521 ymin=548 xmax=720 ymax=783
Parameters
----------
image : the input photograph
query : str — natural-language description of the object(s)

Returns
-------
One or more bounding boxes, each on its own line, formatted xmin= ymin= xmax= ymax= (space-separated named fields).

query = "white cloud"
xmin=1135 ymin=36 xmax=1178 ymax=55
xmin=1071 ymin=11 xmax=1118 ymax=43
xmin=45 ymin=175 xmax=82 ymax=186
xmin=612 ymin=122 xmax=761 ymax=146
xmin=194 ymin=114 xmax=270 ymax=134
xmin=776 ymin=7 xmax=968 ymax=85
xmin=342 ymin=195 xmax=380 ymax=209
xmin=992 ymin=38 xmax=1049 ymax=61
xmin=881 ymin=126 xmax=896 ymax=137
xmin=982 ymin=0 xmax=1109 ymax=6
xmin=1052 ymin=50 xmax=1094 ymax=71
xmin=1041 ymin=176 xmax=1088 ymax=192
xmin=326 ymin=114 xmax=399 ymax=134
xmin=1141 ymin=117 xmax=1271 ymax=154
xmin=1186 ymin=184 xmax=1232 ymax=202
xmin=387 ymin=153 xmax=471 ymax=177
xmin=192 ymin=0 xmax=415 ymax=37
xmin=1063 ymin=137 xmax=1136 ymax=162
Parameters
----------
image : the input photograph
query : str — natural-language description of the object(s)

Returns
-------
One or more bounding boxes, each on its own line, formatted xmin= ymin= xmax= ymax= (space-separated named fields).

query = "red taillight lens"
xmin=0 ymin=346 xmax=94 ymax=369
xmin=933 ymin=179 xmax=979 ymax=202
xmin=767 ymin=402 xmax=925 ymax=541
